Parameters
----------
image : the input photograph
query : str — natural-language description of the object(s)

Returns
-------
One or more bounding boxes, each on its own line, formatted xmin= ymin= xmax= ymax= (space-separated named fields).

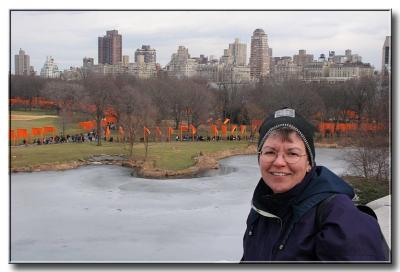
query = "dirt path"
xmin=11 ymin=115 xmax=58 ymax=121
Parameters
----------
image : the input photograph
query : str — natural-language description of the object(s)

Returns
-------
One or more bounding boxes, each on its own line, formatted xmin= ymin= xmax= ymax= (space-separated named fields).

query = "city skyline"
xmin=11 ymin=10 xmax=390 ymax=72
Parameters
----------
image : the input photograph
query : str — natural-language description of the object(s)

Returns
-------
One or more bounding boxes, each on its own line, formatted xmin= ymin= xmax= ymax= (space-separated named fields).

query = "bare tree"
xmin=41 ymin=80 xmax=83 ymax=135
xmin=315 ymin=82 xmax=352 ymax=135
xmin=346 ymin=131 xmax=389 ymax=181
xmin=246 ymin=79 xmax=323 ymax=121
xmin=114 ymin=84 xmax=157 ymax=159
xmin=82 ymin=74 xmax=117 ymax=146
xmin=182 ymin=79 xmax=213 ymax=126
xmin=10 ymin=75 xmax=46 ymax=111
xmin=346 ymin=77 xmax=377 ymax=128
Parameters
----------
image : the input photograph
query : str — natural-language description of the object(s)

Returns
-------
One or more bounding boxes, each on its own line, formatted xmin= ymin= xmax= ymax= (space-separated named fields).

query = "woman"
xmin=241 ymin=108 xmax=388 ymax=262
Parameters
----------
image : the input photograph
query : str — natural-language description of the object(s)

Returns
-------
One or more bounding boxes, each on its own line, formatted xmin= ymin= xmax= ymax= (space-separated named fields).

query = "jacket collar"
xmin=251 ymin=167 xmax=316 ymax=219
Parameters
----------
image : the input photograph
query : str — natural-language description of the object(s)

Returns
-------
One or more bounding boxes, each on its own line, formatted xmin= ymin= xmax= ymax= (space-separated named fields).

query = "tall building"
xmin=249 ymin=28 xmax=270 ymax=80
xmin=98 ymin=30 xmax=122 ymax=65
xmin=135 ymin=45 xmax=156 ymax=64
xmin=40 ymin=56 xmax=60 ymax=78
xmin=122 ymin=55 xmax=130 ymax=65
xmin=329 ymin=49 xmax=361 ymax=64
xmin=293 ymin=50 xmax=314 ymax=66
xmin=228 ymin=38 xmax=247 ymax=66
xmin=167 ymin=46 xmax=197 ymax=78
xmin=220 ymin=49 xmax=233 ymax=65
xmin=14 ymin=48 xmax=31 ymax=75
xmin=83 ymin=57 xmax=94 ymax=68
xmin=381 ymin=36 xmax=391 ymax=75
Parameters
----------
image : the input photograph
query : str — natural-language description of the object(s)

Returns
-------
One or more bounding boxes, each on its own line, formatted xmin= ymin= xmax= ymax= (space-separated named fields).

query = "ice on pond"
xmin=10 ymin=148 xmax=363 ymax=262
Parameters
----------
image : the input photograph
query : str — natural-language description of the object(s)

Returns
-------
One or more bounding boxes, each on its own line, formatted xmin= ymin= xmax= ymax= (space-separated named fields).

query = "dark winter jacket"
xmin=241 ymin=166 xmax=388 ymax=262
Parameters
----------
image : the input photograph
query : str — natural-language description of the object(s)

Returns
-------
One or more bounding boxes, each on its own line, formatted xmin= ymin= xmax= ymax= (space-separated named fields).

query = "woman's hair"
xmin=266 ymin=127 xmax=311 ymax=165
xmin=267 ymin=127 xmax=299 ymax=143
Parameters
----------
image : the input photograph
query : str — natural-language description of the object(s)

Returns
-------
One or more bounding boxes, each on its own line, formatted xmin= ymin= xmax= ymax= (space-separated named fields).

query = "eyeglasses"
xmin=258 ymin=149 xmax=307 ymax=164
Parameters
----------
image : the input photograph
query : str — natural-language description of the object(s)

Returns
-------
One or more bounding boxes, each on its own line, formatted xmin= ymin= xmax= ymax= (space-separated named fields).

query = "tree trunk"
xmin=96 ymin=113 xmax=102 ymax=146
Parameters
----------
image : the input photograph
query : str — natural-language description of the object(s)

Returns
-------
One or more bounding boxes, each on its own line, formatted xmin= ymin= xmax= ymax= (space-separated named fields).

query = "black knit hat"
xmin=257 ymin=108 xmax=315 ymax=167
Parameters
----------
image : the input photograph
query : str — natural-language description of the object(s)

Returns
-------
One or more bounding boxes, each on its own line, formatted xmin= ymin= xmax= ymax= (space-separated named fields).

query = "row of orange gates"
xmin=80 ymin=118 xmax=259 ymax=142
xmin=10 ymin=118 xmax=261 ymax=145
xmin=318 ymin=122 xmax=384 ymax=136
xmin=10 ymin=127 xmax=57 ymax=145
xmin=142 ymin=123 xmax=252 ymax=141
xmin=10 ymin=118 xmax=384 ymax=145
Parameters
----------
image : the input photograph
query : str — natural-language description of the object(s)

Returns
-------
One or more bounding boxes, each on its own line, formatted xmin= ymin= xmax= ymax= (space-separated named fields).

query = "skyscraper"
xmin=228 ymin=38 xmax=247 ymax=66
xmin=381 ymin=36 xmax=391 ymax=75
xmin=293 ymin=50 xmax=314 ymax=66
xmin=40 ymin=56 xmax=60 ymax=78
xmin=249 ymin=29 xmax=270 ymax=80
xmin=167 ymin=46 xmax=197 ymax=78
xmin=98 ymin=30 xmax=122 ymax=65
xmin=83 ymin=57 xmax=94 ymax=68
xmin=14 ymin=48 xmax=31 ymax=75
xmin=135 ymin=45 xmax=156 ymax=64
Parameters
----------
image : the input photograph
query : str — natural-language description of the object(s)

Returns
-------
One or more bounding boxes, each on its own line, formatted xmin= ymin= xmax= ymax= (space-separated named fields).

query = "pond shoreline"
xmin=10 ymin=142 xmax=339 ymax=178
xmin=10 ymin=145 xmax=258 ymax=178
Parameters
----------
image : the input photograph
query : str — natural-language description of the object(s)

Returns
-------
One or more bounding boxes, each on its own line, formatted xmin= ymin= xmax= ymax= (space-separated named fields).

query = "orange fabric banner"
xmin=180 ymin=125 xmax=189 ymax=132
xmin=104 ymin=115 xmax=117 ymax=124
xmin=105 ymin=126 xmax=110 ymax=140
xmin=17 ymin=128 xmax=28 ymax=139
xmin=167 ymin=127 xmax=174 ymax=141
xmin=10 ymin=130 xmax=16 ymax=145
xmin=251 ymin=119 xmax=262 ymax=133
xmin=190 ymin=124 xmax=197 ymax=135
xmin=43 ymin=126 xmax=56 ymax=134
xmin=31 ymin=127 xmax=44 ymax=137
xmin=79 ymin=121 xmax=96 ymax=131
xmin=221 ymin=125 xmax=227 ymax=137
xmin=240 ymin=125 xmax=247 ymax=135
xmin=211 ymin=124 xmax=218 ymax=137
xmin=318 ymin=121 xmax=383 ymax=136
xmin=144 ymin=127 xmax=151 ymax=139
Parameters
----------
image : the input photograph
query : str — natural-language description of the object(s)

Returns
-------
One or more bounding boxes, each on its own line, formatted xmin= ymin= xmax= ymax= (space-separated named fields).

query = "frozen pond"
xmin=11 ymin=148 xmax=350 ymax=262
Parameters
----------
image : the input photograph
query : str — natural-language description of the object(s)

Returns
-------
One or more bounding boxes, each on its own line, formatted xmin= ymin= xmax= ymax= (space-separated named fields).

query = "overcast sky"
xmin=11 ymin=10 xmax=391 ymax=73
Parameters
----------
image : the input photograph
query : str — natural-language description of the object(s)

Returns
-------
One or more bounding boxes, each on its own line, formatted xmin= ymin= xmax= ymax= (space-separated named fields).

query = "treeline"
xmin=10 ymin=73 xmax=389 ymax=140
xmin=10 ymin=73 xmax=390 ymax=181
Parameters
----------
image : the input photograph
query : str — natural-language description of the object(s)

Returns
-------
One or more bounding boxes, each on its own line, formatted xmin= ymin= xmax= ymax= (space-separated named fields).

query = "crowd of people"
xmin=174 ymin=134 xmax=246 ymax=142
xmin=14 ymin=125 xmax=258 ymax=146
xmin=30 ymin=131 xmax=100 ymax=145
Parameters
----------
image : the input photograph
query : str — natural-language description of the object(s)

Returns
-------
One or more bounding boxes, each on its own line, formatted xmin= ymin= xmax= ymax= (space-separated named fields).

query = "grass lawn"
xmin=10 ymin=110 xmax=253 ymax=171
xmin=343 ymin=176 xmax=390 ymax=204
xmin=10 ymin=142 xmax=129 ymax=168
xmin=146 ymin=141 xmax=250 ymax=170
xmin=10 ymin=141 xmax=252 ymax=171
xmin=10 ymin=110 xmax=88 ymax=136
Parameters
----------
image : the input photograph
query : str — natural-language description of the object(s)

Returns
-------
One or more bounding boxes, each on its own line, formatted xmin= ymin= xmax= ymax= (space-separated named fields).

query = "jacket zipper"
xmin=251 ymin=204 xmax=284 ymax=257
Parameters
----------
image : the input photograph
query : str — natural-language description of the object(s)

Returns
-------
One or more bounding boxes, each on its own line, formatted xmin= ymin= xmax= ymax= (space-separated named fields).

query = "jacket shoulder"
xmin=316 ymin=194 xmax=387 ymax=261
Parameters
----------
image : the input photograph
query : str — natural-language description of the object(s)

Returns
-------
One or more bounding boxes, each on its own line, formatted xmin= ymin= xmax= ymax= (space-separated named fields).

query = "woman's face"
xmin=259 ymin=132 xmax=311 ymax=194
